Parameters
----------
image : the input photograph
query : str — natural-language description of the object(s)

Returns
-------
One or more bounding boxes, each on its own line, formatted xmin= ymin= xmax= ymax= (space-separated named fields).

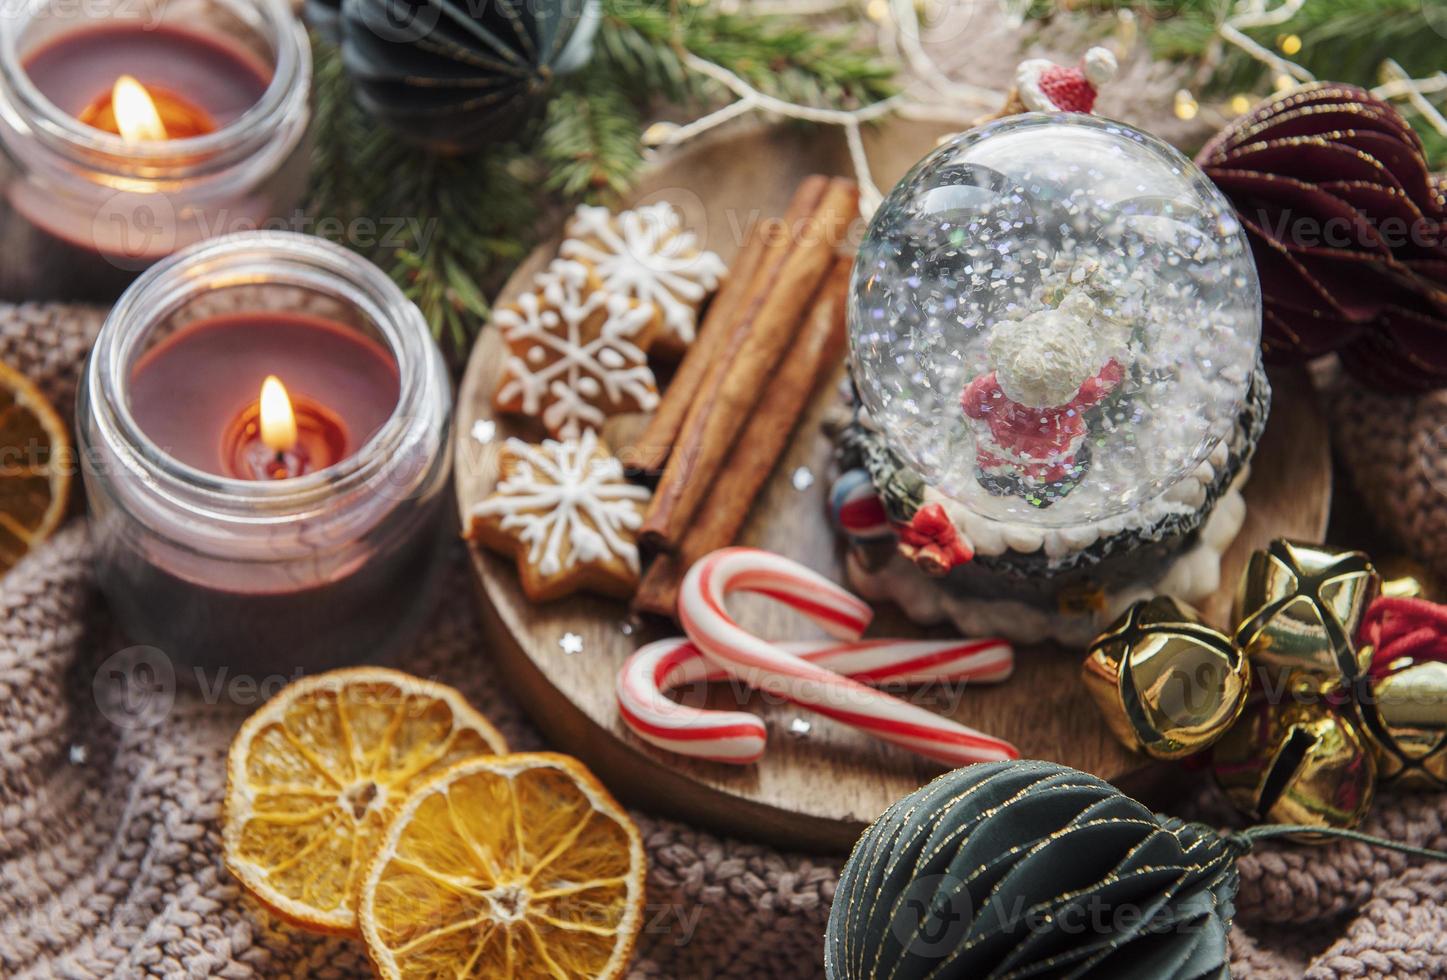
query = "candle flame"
xmin=111 ymin=75 xmax=168 ymax=143
xmin=259 ymin=376 xmax=298 ymax=454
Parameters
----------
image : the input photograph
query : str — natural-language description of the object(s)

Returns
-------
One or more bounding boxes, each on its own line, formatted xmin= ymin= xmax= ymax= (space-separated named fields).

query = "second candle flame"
xmin=259 ymin=376 xmax=298 ymax=454
xmin=111 ymin=75 xmax=168 ymax=143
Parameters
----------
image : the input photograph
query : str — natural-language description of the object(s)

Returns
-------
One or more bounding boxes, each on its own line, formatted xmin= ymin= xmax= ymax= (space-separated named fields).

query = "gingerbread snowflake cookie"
xmin=468 ymin=430 xmax=652 ymax=601
xmin=561 ymin=202 xmax=726 ymax=356
xmin=495 ymin=259 xmax=661 ymax=438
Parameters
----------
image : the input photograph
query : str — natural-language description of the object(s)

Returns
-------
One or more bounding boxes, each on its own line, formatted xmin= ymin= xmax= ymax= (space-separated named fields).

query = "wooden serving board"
xmin=455 ymin=119 xmax=1332 ymax=853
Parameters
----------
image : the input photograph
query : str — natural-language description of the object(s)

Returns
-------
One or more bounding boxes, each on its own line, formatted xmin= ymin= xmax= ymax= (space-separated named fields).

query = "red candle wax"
xmin=22 ymin=24 xmax=271 ymax=132
xmin=129 ymin=313 xmax=400 ymax=478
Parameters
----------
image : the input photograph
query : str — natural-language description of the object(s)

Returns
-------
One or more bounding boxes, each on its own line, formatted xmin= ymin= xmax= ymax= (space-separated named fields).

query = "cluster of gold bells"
xmin=1084 ymin=539 xmax=1447 ymax=833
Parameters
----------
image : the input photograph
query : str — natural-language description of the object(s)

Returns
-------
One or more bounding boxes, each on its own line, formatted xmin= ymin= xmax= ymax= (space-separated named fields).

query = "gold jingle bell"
xmin=1374 ymin=556 xmax=1440 ymax=601
xmin=1356 ymin=657 xmax=1447 ymax=790
xmin=1083 ymin=596 xmax=1251 ymax=760
xmin=1212 ymin=698 xmax=1376 ymax=834
xmin=1233 ymin=540 xmax=1379 ymax=694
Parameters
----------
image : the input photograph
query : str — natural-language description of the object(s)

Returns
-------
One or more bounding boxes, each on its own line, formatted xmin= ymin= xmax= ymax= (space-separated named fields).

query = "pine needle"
xmin=541 ymin=81 xmax=645 ymax=201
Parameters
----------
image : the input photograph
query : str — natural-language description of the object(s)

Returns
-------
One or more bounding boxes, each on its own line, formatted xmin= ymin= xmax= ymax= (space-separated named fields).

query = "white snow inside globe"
xmin=850 ymin=113 xmax=1261 ymax=527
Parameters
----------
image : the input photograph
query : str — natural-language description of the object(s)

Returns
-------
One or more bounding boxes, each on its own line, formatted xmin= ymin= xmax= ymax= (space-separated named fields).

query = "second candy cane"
xmin=678 ymin=547 xmax=1020 ymax=766
xmin=618 ymin=635 xmax=1015 ymax=764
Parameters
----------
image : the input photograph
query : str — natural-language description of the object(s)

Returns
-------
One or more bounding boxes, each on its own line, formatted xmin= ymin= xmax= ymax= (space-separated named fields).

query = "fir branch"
xmin=306 ymin=37 xmax=372 ymax=227
xmin=540 ymin=80 xmax=646 ymax=200
xmin=1149 ymin=0 xmax=1438 ymax=96
xmin=593 ymin=3 xmax=698 ymax=103
xmin=387 ymin=153 xmax=536 ymax=360
xmin=680 ymin=12 xmax=897 ymax=107
xmin=599 ymin=1 xmax=896 ymax=108
xmin=307 ymin=40 xmax=537 ymax=360
xmin=1031 ymin=0 xmax=1441 ymax=99
xmin=303 ymin=0 xmax=899 ymax=364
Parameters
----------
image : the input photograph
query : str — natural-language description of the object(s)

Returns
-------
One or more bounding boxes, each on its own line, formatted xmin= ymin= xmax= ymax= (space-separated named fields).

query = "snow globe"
xmin=832 ymin=113 xmax=1266 ymax=645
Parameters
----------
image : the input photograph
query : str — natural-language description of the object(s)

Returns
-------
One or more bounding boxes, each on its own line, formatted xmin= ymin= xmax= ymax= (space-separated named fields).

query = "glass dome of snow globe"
xmin=849 ymin=112 xmax=1261 ymax=528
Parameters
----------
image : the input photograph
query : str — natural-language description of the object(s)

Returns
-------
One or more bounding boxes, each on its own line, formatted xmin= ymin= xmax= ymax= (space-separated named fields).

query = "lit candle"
xmin=260 ymin=377 xmax=299 ymax=457
xmin=128 ymin=311 xmax=393 ymax=480
xmin=84 ymin=74 xmax=211 ymax=143
xmin=224 ymin=373 xmax=349 ymax=480
xmin=78 ymin=233 xmax=452 ymax=676
xmin=0 ymin=0 xmax=311 ymax=302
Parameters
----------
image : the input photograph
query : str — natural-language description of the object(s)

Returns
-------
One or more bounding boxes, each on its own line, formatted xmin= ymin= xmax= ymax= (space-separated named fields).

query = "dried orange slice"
xmin=0 ymin=360 xmax=70 ymax=575
xmin=223 ymin=667 xmax=508 ymax=933
xmin=359 ymin=753 xmax=646 ymax=980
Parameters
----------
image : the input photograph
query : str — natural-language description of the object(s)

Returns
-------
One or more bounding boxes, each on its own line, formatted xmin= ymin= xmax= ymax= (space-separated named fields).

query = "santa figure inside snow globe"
xmin=831 ymin=75 xmax=1266 ymax=646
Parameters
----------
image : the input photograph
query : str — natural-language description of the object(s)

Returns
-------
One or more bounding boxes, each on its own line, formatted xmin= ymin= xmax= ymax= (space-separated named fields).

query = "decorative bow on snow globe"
xmin=1085 ymin=538 xmax=1447 ymax=833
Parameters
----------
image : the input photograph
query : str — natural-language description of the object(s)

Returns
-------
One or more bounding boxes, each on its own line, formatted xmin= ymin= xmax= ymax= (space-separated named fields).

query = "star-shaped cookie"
xmin=467 ymin=430 xmax=652 ymax=601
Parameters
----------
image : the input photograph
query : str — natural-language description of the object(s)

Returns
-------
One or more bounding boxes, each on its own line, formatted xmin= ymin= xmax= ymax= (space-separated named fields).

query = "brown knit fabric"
xmin=1331 ymin=381 xmax=1447 ymax=582
xmin=2 ymin=303 xmax=1446 ymax=978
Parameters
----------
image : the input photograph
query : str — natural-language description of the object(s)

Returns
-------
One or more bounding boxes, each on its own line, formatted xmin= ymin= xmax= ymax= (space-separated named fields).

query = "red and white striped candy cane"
xmin=616 ymin=636 xmax=1014 ymax=763
xmin=677 ymin=547 xmax=1020 ymax=766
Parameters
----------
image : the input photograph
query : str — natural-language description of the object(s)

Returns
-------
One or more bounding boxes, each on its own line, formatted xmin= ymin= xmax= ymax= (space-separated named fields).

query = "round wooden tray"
xmin=455 ymin=119 xmax=1332 ymax=853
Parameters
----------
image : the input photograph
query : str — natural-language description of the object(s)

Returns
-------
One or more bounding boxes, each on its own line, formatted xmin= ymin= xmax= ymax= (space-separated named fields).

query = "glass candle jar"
xmin=0 ymin=0 xmax=311 ymax=302
xmin=78 ymin=232 xmax=453 ymax=677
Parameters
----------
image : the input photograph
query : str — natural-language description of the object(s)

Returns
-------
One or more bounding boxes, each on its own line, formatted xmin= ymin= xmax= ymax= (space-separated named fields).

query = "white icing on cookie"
xmin=561 ymin=203 xmax=726 ymax=346
xmin=496 ymin=259 xmax=659 ymax=438
xmin=471 ymin=430 xmax=652 ymax=577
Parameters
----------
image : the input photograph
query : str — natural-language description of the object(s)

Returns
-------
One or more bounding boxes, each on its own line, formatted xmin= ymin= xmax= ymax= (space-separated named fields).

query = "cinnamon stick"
xmin=630 ymin=176 xmax=829 ymax=477
xmin=633 ymin=256 xmax=852 ymax=619
xmin=639 ymin=177 xmax=860 ymax=552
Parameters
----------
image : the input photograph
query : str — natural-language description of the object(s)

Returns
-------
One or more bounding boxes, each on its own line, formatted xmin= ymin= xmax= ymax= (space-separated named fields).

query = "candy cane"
xmin=677 ymin=547 xmax=1021 ymax=766
xmin=617 ymin=636 xmax=1014 ymax=763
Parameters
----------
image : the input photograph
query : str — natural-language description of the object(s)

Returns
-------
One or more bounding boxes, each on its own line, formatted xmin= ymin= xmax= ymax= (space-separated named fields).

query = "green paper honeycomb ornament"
xmin=826 ymin=761 xmax=1238 ymax=980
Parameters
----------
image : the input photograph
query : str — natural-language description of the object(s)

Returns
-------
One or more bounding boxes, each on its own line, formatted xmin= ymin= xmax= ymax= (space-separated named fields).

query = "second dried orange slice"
xmin=359 ymin=753 xmax=646 ymax=979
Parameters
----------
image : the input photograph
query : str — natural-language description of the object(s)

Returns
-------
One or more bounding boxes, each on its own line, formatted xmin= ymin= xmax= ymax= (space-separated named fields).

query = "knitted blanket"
xmin=1331 ymin=383 xmax=1447 ymax=584
xmin=3 ymin=304 xmax=1447 ymax=979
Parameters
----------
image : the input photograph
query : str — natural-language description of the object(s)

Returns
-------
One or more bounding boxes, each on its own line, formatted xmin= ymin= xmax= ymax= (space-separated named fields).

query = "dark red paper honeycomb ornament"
xmin=1198 ymin=83 xmax=1447 ymax=391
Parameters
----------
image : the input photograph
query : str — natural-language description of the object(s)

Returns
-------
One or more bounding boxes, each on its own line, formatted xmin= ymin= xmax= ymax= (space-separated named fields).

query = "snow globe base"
xmin=831 ymin=360 xmax=1269 ymax=647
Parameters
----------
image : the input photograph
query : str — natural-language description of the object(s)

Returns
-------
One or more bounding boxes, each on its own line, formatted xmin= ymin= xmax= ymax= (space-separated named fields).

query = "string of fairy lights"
xmin=645 ymin=0 xmax=1447 ymax=213
xmin=643 ymin=0 xmax=993 ymax=212
xmin=1174 ymin=0 xmax=1447 ymax=133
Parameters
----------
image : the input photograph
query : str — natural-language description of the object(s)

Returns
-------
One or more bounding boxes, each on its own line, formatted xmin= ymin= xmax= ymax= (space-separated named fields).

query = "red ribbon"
xmin=897 ymin=503 xmax=974 ymax=571
xmin=1361 ymin=596 xmax=1447 ymax=679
